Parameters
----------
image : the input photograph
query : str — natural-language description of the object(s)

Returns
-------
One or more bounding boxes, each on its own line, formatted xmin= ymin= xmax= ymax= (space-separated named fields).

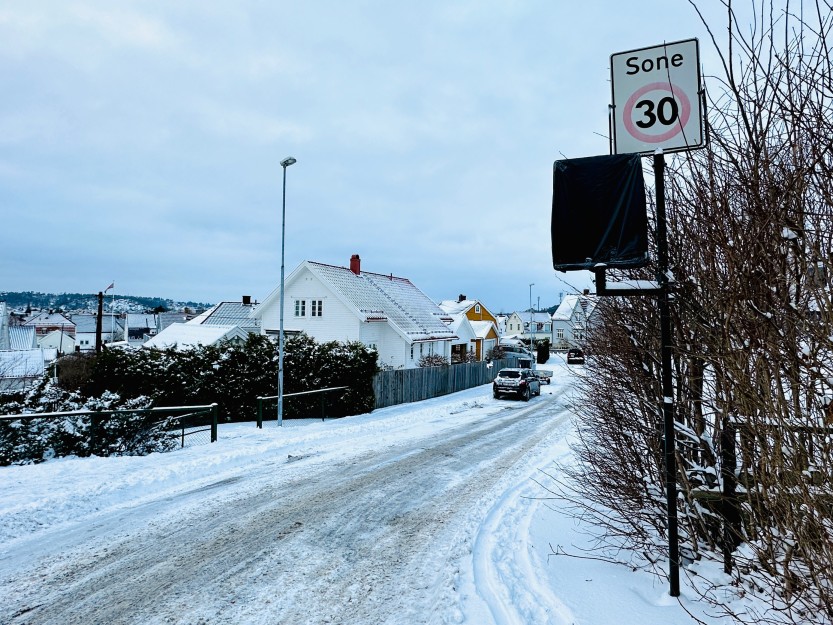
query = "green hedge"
xmin=54 ymin=333 xmax=378 ymax=422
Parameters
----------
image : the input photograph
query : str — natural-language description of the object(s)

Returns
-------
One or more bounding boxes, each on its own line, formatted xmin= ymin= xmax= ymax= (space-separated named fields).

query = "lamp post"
xmin=529 ymin=282 xmax=535 ymax=370
xmin=278 ymin=156 xmax=297 ymax=426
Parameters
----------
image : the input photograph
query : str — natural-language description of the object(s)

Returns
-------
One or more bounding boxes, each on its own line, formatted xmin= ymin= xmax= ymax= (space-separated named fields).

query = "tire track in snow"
xmin=472 ymin=393 xmax=578 ymax=625
xmin=2 ymin=390 xmax=570 ymax=625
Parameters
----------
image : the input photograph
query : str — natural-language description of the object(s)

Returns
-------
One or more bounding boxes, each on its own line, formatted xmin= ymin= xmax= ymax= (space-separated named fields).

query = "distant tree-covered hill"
xmin=0 ymin=291 xmax=211 ymax=313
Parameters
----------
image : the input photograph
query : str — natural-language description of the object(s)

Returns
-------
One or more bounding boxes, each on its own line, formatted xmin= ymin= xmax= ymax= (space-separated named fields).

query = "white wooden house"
xmin=445 ymin=314 xmax=477 ymax=363
xmin=253 ymin=255 xmax=457 ymax=370
xmin=437 ymin=297 xmax=500 ymax=361
xmin=505 ymin=312 xmax=552 ymax=344
xmin=551 ymin=292 xmax=597 ymax=349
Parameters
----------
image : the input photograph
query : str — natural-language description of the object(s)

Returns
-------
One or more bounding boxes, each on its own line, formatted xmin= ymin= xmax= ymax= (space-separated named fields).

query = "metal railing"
xmin=0 ymin=403 xmax=218 ymax=463
xmin=256 ymin=386 xmax=349 ymax=427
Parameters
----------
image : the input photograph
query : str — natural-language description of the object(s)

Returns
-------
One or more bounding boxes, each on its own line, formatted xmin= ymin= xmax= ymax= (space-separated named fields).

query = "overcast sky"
xmin=1 ymin=1 xmax=737 ymax=312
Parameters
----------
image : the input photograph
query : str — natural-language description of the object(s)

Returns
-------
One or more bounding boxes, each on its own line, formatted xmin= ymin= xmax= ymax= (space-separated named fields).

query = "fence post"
xmin=210 ymin=403 xmax=218 ymax=443
xmin=257 ymin=397 xmax=263 ymax=429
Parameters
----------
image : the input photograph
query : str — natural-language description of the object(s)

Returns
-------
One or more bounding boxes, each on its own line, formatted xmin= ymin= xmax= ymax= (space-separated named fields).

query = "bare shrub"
xmin=561 ymin=2 xmax=833 ymax=623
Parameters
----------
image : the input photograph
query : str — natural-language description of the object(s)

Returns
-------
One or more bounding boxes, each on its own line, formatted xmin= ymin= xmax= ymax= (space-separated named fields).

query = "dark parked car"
xmin=492 ymin=367 xmax=541 ymax=401
xmin=534 ymin=369 xmax=552 ymax=384
xmin=566 ymin=348 xmax=585 ymax=365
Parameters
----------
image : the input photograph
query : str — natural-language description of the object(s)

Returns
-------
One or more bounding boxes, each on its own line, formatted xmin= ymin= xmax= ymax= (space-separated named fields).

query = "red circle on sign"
xmin=623 ymin=82 xmax=692 ymax=144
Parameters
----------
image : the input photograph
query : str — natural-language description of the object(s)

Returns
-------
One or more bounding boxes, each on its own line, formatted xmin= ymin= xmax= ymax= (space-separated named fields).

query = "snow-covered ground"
xmin=0 ymin=356 xmax=736 ymax=624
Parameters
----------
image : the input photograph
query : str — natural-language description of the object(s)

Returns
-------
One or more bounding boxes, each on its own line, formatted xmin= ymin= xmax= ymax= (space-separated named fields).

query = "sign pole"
xmin=654 ymin=150 xmax=680 ymax=597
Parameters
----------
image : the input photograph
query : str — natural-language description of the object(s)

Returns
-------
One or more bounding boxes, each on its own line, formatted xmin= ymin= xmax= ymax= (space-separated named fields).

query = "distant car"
xmin=566 ymin=348 xmax=585 ymax=365
xmin=492 ymin=367 xmax=541 ymax=401
xmin=498 ymin=344 xmax=534 ymax=359
xmin=534 ymin=369 xmax=552 ymax=384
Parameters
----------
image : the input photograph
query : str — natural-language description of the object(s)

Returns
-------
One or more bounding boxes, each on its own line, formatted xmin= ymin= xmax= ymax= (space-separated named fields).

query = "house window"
xmin=557 ymin=329 xmax=564 ymax=339
xmin=294 ymin=300 xmax=306 ymax=317
xmin=475 ymin=304 xmax=481 ymax=314
xmin=311 ymin=300 xmax=323 ymax=317
xmin=410 ymin=345 xmax=414 ymax=360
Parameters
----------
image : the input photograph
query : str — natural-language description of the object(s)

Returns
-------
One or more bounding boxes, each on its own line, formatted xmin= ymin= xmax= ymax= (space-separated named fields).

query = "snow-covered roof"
xmin=9 ymin=326 xmax=37 ymax=350
xmin=438 ymin=299 xmax=475 ymax=315
xmin=512 ymin=311 xmax=552 ymax=324
xmin=189 ymin=301 xmax=260 ymax=334
xmin=143 ymin=323 xmax=249 ymax=350
xmin=158 ymin=312 xmax=197 ymax=332
xmin=260 ymin=261 xmax=456 ymax=343
xmin=70 ymin=314 xmax=124 ymax=334
xmin=470 ymin=320 xmax=494 ymax=340
xmin=445 ymin=314 xmax=477 ymax=344
xmin=23 ymin=311 xmax=74 ymax=328
xmin=552 ymin=294 xmax=597 ymax=321
xmin=126 ymin=313 xmax=157 ymax=329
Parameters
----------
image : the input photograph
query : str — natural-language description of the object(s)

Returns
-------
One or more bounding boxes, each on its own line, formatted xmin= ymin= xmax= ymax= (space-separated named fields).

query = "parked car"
xmin=534 ymin=369 xmax=552 ymax=384
xmin=492 ymin=367 xmax=541 ymax=401
xmin=566 ymin=348 xmax=585 ymax=365
xmin=498 ymin=343 xmax=534 ymax=359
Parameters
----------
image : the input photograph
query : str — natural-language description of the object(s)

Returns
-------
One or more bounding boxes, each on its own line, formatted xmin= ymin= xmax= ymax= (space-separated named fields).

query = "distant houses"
xmin=0 ymin=277 xmax=597 ymax=394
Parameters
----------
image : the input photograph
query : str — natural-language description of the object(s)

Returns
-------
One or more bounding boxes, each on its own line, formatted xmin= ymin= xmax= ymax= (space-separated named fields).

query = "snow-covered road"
xmin=1 ymin=376 xmax=574 ymax=624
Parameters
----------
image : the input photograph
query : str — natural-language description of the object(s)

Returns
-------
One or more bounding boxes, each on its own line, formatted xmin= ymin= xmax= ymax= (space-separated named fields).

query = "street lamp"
xmin=529 ymin=283 xmax=535 ymax=371
xmin=278 ymin=156 xmax=297 ymax=426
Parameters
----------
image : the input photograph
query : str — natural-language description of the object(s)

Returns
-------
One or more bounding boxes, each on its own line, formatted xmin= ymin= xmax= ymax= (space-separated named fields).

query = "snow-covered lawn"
xmin=0 ymin=356 xmax=736 ymax=624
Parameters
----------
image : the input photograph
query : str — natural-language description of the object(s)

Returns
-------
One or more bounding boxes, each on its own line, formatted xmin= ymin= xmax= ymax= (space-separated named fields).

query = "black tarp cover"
xmin=551 ymin=153 xmax=648 ymax=271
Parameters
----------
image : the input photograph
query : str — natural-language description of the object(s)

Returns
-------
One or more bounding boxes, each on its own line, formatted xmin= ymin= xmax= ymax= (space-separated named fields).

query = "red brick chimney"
xmin=350 ymin=254 xmax=361 ymax=275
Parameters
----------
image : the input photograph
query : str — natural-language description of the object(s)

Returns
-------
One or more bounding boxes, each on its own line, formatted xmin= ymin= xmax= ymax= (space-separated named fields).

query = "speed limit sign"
xmin=610 ymin=38 xmax=704 ymax=154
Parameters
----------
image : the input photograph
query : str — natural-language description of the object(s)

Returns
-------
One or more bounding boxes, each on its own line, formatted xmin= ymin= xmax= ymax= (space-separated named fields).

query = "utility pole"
xmin=95 ymin=292 xmax=103 ymax=353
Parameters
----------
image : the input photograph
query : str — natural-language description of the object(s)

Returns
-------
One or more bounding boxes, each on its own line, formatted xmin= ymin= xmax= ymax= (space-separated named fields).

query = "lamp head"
xmin=280 ymin=156 xmax=297 ymax=168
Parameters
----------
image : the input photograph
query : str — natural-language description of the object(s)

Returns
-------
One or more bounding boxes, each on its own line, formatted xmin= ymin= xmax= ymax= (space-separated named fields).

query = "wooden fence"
xmin=372 ymin=358 xmax=518 ymax=409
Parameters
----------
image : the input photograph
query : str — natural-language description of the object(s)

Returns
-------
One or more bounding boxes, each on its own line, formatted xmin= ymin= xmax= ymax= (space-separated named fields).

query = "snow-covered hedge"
xmin=0 ymin=333 xmax=378 ymax=464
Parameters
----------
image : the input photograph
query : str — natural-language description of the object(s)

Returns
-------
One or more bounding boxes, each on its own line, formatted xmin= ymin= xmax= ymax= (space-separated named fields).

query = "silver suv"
xmin=492 ymin=368 xmax=541 ymax=401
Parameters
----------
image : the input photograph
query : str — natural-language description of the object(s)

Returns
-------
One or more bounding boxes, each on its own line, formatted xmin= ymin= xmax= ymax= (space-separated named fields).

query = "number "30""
xmin=634 ymin=97 xmax=680 ymax=128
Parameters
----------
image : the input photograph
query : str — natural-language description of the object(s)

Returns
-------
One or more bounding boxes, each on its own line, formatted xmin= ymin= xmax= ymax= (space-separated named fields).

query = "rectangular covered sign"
xmin=551 ymin=153 xmax=648 ymax=271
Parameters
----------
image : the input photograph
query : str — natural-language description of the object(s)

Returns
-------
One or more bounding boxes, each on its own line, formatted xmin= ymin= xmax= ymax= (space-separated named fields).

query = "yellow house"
xmin=438 ymin=295 xmax=500 ymax=361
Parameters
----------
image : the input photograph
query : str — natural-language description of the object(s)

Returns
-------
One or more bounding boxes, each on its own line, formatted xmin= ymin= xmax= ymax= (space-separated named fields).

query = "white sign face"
xmin=610 ymin=38 xmax=703 ymax=154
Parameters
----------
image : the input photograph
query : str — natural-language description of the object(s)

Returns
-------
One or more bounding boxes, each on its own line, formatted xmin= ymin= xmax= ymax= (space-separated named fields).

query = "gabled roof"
xmin=445 ymin=313 xmax=476 ymax=343
xmin=70 ymin=314 xmax=124 ymax=334
xmin=438 ymin=298 xmax=495 ymax=318
xmin=158 ymin=311 xmax=196 ymax=331
xmin=143 ymin=323 xmax=249 ymax=351
xmin=512 ymin=311 xmax=552 ymax=324
xmin=256 ymin=261 xmax=456 ymax=343
xmin=438 ymin=299 xmax=475 ymax=315
xmin=126 ymin=313 xmax=157 ymax=329
xmin=23 ymin=311 xmax=74 ymax=328
xmin=189 ymin=301 xmax=260 ymax=333
xmin=470 ymin=320 xmax=497 ymax=340
xmin=552 ymin=294 xmax=597 ymax=321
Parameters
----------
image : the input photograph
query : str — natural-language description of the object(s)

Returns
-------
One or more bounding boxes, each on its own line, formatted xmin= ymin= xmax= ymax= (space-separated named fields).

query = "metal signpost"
xmin=605 ymin=38 xmax=704 ymax=597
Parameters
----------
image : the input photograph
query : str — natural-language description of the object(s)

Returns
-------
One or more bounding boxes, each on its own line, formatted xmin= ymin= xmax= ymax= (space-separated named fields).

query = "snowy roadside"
xmin=1 ymin=359 xmax=741 ymax=624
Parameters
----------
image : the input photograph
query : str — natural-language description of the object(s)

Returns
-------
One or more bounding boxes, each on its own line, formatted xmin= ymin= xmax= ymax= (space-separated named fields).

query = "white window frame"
xmin=294 ymin=300 xmax=306 ymax=317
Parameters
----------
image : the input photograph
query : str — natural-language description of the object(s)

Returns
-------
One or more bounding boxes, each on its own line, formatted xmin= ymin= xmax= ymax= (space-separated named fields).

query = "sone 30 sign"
xmin=610 ymin=38 xmax=704 ymax=155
